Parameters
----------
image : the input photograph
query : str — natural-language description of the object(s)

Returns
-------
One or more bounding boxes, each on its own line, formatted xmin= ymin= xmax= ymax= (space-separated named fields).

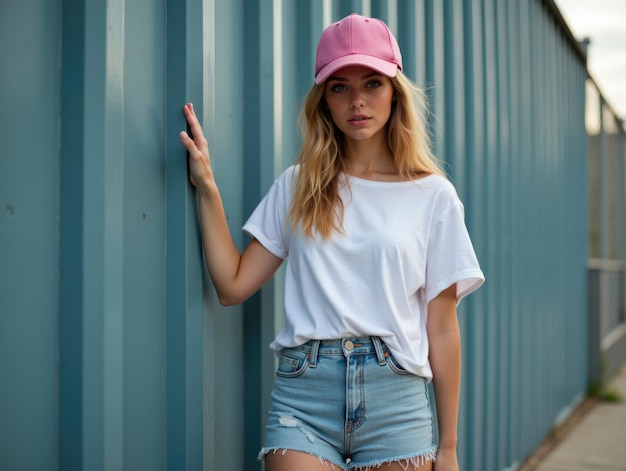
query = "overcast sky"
xmin=554 ymin=0 xmax=626 ymax=120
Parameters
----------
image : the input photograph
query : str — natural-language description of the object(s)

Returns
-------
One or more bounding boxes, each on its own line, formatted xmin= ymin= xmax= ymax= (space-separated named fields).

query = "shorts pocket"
xmin=276 ymin=348 xmax=310 ymax=378
xmin=385 ymin=351 xmax=413 ymax=376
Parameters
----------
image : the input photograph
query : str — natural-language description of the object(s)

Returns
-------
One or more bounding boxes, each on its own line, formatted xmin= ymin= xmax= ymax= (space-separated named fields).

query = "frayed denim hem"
xmin=258 ymin=447 xmax=348 ymax=470
xmin=347 ymin=446 xmax=438 ymax=470
xmin=258 ymin=446 xmax=438 ymax=470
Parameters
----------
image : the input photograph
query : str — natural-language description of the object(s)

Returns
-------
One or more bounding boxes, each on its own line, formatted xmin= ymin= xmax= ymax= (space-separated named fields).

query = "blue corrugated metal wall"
xmin=1 ymin=1 xmax=60 ymax=468
xmin=0 ymin=0 xmax=588 ymax=470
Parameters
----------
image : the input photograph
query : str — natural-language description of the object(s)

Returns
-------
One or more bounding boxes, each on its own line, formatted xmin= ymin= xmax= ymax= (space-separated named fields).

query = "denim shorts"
xmin=258 ymin=337 xmax=437 ymax=470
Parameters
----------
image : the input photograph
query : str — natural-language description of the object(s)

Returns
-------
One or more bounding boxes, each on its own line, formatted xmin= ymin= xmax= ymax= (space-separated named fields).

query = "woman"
xmin=180 ymin=13 xmax=483 ymax=471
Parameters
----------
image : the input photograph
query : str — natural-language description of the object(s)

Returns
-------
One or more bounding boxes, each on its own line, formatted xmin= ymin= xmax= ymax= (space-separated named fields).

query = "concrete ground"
xmin=529 ymin=363 xmax=626 ymax=471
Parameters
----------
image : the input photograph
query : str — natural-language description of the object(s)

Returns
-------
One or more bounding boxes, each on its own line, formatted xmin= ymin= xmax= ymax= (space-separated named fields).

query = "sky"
xmin=554 ymin=0 xmax=626 ymax=120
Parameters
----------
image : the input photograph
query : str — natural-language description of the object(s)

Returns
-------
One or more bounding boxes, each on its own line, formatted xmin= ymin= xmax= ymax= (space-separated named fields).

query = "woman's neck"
xmin=343 ymin=136 xmax=399 ymax=180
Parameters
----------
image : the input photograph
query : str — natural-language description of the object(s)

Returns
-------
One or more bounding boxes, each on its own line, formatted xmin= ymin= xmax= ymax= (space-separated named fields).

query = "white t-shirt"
xmin=243 ymin=165 xmax=484 ymax=379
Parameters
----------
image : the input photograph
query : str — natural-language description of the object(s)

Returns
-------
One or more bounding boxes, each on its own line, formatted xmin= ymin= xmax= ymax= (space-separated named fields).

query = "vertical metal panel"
xmin=494 ymin=3 xmax=512 ymax=468
xmin=424 ymin=0 xmax=446 ymax=158
xmin=518 ymin=0 xmax=534 ymax=458
xmin=527 ymin=0 xmax=542 ymax=451
xmin=0 ymin=1 xmax=60 ymax=469
xmin=239 ymin=0 xmax=265 ymax=467
xmin=165 ymin=0 xmax=205 ymax=468
xmin=80 ymin=0 xmax=126 ymax=468
xmin=462 ymin=0 xmax=488 ymax=468
xmin=123 ymin=0 xmax=167 ymax=468
xmin=58 ymin=0 xmax=86 ymax=467
xmin=481 ymin=0 xmax=499 ymax=468
xmin=397 ymin=1 xmax=427 ymax=86
xmin=506 ymin=0 xmax=523 ymax=464
xmin=205 ymin=0 xmax=249 ymax=467
xmin=240 ymin=0 xmax=280 ymax=468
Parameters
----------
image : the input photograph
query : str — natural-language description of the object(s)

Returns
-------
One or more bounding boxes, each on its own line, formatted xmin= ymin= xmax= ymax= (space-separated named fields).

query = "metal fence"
xmin=0 ymin=0 xmax=593 ymax=470
xmin=586 ymin=77 xmax=626 ymax=386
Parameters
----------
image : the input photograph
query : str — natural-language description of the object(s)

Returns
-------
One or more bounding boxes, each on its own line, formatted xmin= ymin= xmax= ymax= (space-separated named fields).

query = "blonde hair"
xmin=288 ymin=71 xmax=444 ymax=238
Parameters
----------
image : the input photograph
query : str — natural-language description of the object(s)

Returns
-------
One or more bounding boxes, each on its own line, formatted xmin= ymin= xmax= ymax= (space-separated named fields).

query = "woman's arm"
xmin=427 ymin=283 xmax=461 ymax=471
xmin=179 ymin=103 xmax=283 ymax=305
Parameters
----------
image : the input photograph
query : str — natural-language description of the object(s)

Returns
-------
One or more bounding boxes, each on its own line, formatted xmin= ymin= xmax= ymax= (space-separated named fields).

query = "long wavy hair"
xmin=288 ymin=71 xmax=444 ymax=239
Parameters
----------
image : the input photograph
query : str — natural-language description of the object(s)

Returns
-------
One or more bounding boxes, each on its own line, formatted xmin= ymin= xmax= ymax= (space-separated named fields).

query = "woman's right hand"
xmin=179 ymin=103 xmax=214 ymax=193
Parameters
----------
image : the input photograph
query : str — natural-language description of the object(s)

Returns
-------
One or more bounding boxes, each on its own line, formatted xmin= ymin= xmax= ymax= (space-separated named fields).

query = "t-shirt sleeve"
xmin=241 ymin=168 xmax=294 ymax=259
xmin=424 ymin=197 xmax=484 ymax=304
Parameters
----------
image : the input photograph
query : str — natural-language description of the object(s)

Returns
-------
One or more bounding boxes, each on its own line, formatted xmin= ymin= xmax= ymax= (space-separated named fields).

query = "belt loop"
xmin=371 ymin=336 xmax=387 ymax=366
xmin=309 ymin=340 xmax=320 ymax=368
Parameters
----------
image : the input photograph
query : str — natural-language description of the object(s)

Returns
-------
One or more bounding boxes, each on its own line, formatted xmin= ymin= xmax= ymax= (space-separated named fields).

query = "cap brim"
xmin=314 ymin=54 xmax=399 ymax=84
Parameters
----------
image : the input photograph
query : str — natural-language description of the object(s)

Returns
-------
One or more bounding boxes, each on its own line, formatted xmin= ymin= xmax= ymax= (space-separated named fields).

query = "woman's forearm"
xmin=195 ymin=185 xmax=245 ymax=303
xmin=429 ymin=324 xmax=461 ymax=450
xmin=427 ymin=285 xmax=461 ymax=451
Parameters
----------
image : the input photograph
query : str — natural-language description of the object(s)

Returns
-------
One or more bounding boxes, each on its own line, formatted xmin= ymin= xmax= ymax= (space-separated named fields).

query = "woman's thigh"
xmin=264 ymin=450 xmax=331 ymax=471
xmin=266 ymin=451 xmax=434 ymax=471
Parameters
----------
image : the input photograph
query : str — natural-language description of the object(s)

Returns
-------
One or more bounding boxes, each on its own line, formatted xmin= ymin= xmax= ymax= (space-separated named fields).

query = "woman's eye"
xmin=331 ymin=84 xmax=347 ymax=93
xmin=366 ymin=80 xmax=382 ymax=88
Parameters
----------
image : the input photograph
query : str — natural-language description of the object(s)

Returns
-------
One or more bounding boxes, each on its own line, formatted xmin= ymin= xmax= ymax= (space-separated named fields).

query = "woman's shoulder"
xmin=411 ymin=174 xmax=464 ymax=212
xmin=276 ymin=164 xmax=300 ymax=183
xmin=414 ymin=173 xmax=457 ymax=195
xmin=266 ymin=165 xmax=300 ymax=199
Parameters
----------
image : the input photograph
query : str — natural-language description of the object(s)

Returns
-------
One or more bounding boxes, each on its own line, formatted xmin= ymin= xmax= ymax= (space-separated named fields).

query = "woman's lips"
xmin=348 ymin=114 xmax=371 ymax=125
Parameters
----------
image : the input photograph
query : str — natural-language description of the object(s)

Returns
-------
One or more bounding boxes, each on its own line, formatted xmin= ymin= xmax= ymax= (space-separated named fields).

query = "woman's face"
xmin=323 ymin=66 xmax=394 ymax=145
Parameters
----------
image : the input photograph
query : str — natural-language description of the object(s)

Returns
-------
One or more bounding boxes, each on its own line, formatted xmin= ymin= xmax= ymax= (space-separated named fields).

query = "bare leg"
xmin=264 ymin=450 xmax=335 ymax=471
xmin=354 ymin=459 xmax=433 ymax=471
xmin=265 ymin=450 xmax=434 ymax=471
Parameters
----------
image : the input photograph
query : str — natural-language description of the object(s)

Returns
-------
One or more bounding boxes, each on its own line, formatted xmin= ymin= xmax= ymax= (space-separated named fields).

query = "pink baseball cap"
xmin=314 ymin=13 xmax=403 ymax=84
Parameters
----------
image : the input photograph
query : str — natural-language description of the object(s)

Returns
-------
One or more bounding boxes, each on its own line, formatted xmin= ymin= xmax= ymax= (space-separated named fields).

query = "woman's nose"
xmin=350 ymin=92 xmax=365 ymax=109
